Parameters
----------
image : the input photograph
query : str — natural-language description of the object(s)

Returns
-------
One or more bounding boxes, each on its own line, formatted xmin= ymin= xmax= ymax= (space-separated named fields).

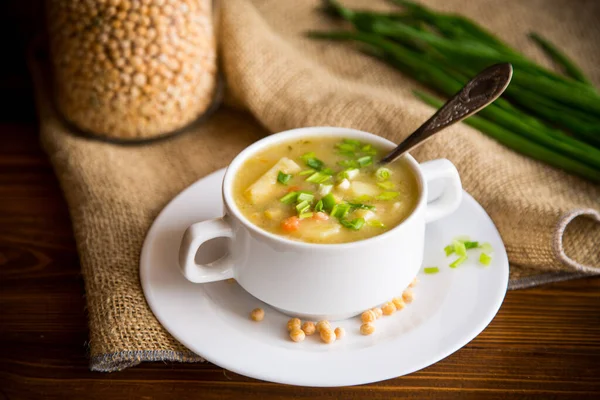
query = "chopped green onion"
xmin=331 ymin=203 xmax=351 ymax=219
xmin=337 ymin=150 xmax=356 ymax=158
xmin=354 ymin=194 xmax=373 ymax=202
xmin=361 ymin=144 xmax=372 ymax=152
xmin=306 ymin=158 xmax=324 ymax=170
xmin=338 ymin=168 xmax=360 ymax=180
xmin=296 ymin=200 xmax=311 ymax=214
xmin=306 ymin=171 xmax=332 ymax=183
xmin=424 ymin=267 xmax=440 ymax=274
xmin=340 ymin=217 xmax=365 ymax=230
xmin=338 ymin=159 xmax=360 ymax=168
xmin=343 ymin=138 xmax=361 ymax=146
xmin=321 ymin=168 xmax=334 ymax=175
xmin=299 ymin=169 xmax=316 ymax=176
xmin=444 ymin=245 xmax=454 ymax=256
xmin=376 ymin=191 xmax=400 ymax=200
xmin=299 ymin=212 xmax=314 ymax=220
xmin=367 ymin=219 xmax=386 ymax=228
xmin=452 ymin=240 xmax=467 ymax=257
xmin=377 ymin=181 xmax=395 ymax=190
xmin=479 ymin=252 xmax=492 ymax=266
xmin=480 ymin=242 xmax=493 ymax=254
xmin=321 ymin=193 xmax=337 ymax=211
xmin=450 ymin=255 xmax=468 ymax=268
xmin=280 ymin=191 xmax=299 ymax=204
xmin=463 ymin=241 xmax=479 ymax=249
xmin=347 ymin=202 xmax=376 ymax=211
xmin=357 ymin=156 xmax=373 ymax=167
xmin=297 ymin=192 xmax=314 ymax=203
xmin=300 ymin=152 xmax=316 ymax=161
xmin=314 ymin=199 xmax=324 ymax=212
xmin=277 ymin=171 xmax=292 ymax=185
xmin=375 ymin=167 xmax=392 ymax=181
xmin=336 ymin=143 xmax=358 ymax=152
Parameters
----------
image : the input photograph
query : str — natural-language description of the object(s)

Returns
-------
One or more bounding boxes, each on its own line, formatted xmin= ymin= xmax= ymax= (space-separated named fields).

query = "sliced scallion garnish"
xmin=367 ymin=219 xmax=385 ymax=228
xmin=300 ymin=152 xmax=325 ymax=170
xmin=336 ymin=143 xmax=358 ymax=153
xmin=340 ymin=217 xmax=365 ymax=230
xmin=449 ymin=255 xmax=468 ymax=268
xmin=354 ymin=194 xmax=372 ymax=202
xmin=463 ymin=241 xmax=479 ymax=249
xmin=296 ymin=200 xmax=311 ymax=214
xmin=306 ymin=171 xmax=332 ymax=184
xmin=299 ymin=169 xmax=316 ymax=176
xmin=347 ymin=202 xmax=376 ymax=211
xmin=297 ymin=192 xmax=314 ymax=203
xmin=377 ymin=181 xmax=395 ymax=190
xmin=280 ymin=191 xmax=299 ymax=204
xmin=277 ymin=171 xmax=292 ymax=185
xmin=444 ymin=244 xmax=454 ymax=256
xmin=337 ymin=159 xmax=360 ymax=168
xmin=343 ymin=138 xmax=361 ymax=146
xmin=314 ymin=199 xmax=324 ymax=212
xmin=452 ymin=240 xmax=467 ymax=257
xmin=376 ymin=191 xmax=400 ymax=200
xmin=321 ymin=193 xmax=337 ymax=212
xmin=480 ymin=242 xmax=493 ymax=254
xmin=357 ymin=155 xmax=373 ymax=167
xmin=375 ymin=167 xmax=392 ymax=181
xmin=331 ymin=203 xmax=351 ymax=219
xmin=479 ymin=253 xmax=492 ymax=266
xmin=299 ymin=212 xmax=314 ymax=220
xmin=424 ymin=267 xmax=440 ymax=274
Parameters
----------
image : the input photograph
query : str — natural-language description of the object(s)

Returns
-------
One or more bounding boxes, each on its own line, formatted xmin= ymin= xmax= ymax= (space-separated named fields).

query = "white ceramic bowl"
xmin=179 ymin=127 xmax=462 ymax=320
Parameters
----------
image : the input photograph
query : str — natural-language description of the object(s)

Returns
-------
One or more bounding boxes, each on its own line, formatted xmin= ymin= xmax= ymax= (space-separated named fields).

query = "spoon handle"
xmin=380 ymin=63 xmax=513 ymax=165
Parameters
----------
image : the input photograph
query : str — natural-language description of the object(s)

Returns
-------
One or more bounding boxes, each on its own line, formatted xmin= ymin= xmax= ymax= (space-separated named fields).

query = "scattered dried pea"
xmin=316 ymin=320 xmax=331 ymax=333
xmin=402 ymin=289 xmax=415 ymax=304
xmin=360 ymin=323 xmax=375 ymax=335
xmin=334 ymin=327 xmax=345 ymax=340
xmin=320 ymin=328 xmax=336 ymax=344
xmin=290 ymin=329 xmax=306 ymax=343
xmin=361 ymin=309 xmax=377 ymax=323
xmin=372 ymin=307 xmax=383 ymax=319
xmin=250 ymin=308 xmax=264 ymax=322
xmin=409 ymin=277 xmax=419 ymax=288
xmin=301 ymin=321 xmax=316 ymax=336
xmin=392 ymin=296 xmax=405 ymax=310
xmin=287 ymin=318 xmax=302 ymax=332
xmin=382 ymin=301 xmax=397 ymax=316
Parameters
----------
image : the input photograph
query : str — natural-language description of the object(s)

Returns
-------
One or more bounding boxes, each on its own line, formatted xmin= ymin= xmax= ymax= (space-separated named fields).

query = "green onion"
xmin=300 ymin=152 xmax=316 ymax=161
xmin=376 ymin=191 xmax=400 ymax=200
xmin=306 ymin=158 xmax=325 ymax=170
xmin=299 ymin=212 xmax=314 ymax=220
xmin=424 ymin=267 xmax=440 ymax=274
xmin=314 ymin=199 xmax=324 ymax=212
xmin=280 ymin=191 xmax=299 ymax=204
xmin=357 ymin=155 xmax=373 ymax=167
xmin=375 ymin=167 xmax=392 ymax=181
xmin=277 ymin=171 xmax=292 ymax=185
xmin=297 ymin=192 xmax=314 ymax=203
xmin=463 ymin=241 xmax=479 ymax=249
xmin=336 ymin=143 xmax=358 ymax=152
xmin=306 ymin=171 xmax=332 ymax=184
xmin=444 ymin=244 xmax=454 ymax=256
xmin=479 ymin=252 xmax=492 ymax=266
xmin=296 ymin=200 xmax=311 ymax=214
xmin=322 ymin=167 xmax=335 ymax=175
xmin=353 ymin=196 xmax=371 ymax=204
xmin=367 ymin=219 xmax=386 ymax=228
xmin=452 ymin=240 xmax=467 ymax=257
xmin=361 ymin=144 xmax=372 ymax=152
xmin=347 ymin=202 xmax=376 ymax=211
xmin=321 ymin=193 xmax=337 ymax=211
xmin=340 ymin=217 xmax=366 ymax=230
xmin=377 ymin=181 xmax=396 ymax=190
xmin=338 ymin=159 xmax=360 ymax=168
xmin=338 ymin=168 xmax=360 ymax=180
xmin=344 ymin=138 xmax=361 ymax=146
xmin=449 ymin=255 xmax=468 ymax=268
xmin=299 ymin=169 xmax=316 ymax=176
xmin=331 ymin=203 xmax=351 ymax=219
xmin=480 ymin=242 xmax=493 ymax=254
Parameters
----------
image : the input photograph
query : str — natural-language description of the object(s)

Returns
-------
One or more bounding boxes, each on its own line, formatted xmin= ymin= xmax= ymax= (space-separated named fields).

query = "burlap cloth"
xmin=31 ymin=0 xmax=600 ymax=372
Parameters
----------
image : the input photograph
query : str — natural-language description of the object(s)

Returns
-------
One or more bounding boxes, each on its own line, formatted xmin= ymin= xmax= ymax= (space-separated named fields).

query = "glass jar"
xmin=46 ymin=0 xmax=218 ymax=141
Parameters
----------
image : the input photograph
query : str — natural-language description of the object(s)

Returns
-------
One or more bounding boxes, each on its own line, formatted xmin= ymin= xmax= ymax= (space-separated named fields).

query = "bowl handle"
xmin=421 ymin=159 xmax=463 ymax=223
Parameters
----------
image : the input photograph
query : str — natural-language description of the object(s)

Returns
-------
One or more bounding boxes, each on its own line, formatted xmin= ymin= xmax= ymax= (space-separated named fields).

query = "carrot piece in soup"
xmin=281 ymin=216 xmax=300 ymax=232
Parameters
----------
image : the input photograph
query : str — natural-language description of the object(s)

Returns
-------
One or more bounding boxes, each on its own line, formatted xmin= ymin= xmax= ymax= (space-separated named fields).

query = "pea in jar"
xmin=46 ymin=0 xmax=218 ymax=141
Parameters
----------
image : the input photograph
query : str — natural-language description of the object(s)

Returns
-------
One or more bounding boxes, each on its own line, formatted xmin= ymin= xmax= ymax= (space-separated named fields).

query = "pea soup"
xmin=233 ymin=136 xmax=419 ymax=244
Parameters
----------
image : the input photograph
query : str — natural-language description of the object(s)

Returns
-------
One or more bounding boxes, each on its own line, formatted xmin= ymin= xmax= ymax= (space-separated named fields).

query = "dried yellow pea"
xmin=250 ymin=308 xmax=264 ymax=322
xmin=316 ymin=320 xmax=331 ymax=333
xmin=320 ymin=328 xmax=336 ymax=344
xmin=361 ymin=310 xmax=377 ymax=323
xmin=372 ymin=307 xmax=383 ymax=319
xmin=402 ymin=289 xmax=415 ymax=304
xmin=334 ymin=327 xmax=345 ymax=340
xmin=290 ymin=329 xmax=306 ymax=343
xmin=302 ymin=321 xmax=316 ymax=336
xmin=382 ymin=301 xmax=396 ymax=316
xmin=360 ymin=323 xmax=375 ymax=335
xmin=287 ymin=318 xmax=302 ymax=332
xmin=392 ymin=296 xmax=405 ymax=310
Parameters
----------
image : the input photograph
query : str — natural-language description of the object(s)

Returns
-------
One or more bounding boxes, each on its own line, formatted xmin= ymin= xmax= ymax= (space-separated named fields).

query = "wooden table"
xmin=0 ymin=122 xmax=599 ymax=400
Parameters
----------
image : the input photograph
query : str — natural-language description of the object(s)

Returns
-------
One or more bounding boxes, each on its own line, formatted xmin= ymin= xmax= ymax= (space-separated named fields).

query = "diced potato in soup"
xmin=233 ymin=136 xmax=419 ymax=244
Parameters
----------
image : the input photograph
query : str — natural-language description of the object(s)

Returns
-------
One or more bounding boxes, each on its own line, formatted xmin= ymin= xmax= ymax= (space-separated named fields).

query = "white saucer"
xmin=140 ymin=168 xmax=509 ymax=387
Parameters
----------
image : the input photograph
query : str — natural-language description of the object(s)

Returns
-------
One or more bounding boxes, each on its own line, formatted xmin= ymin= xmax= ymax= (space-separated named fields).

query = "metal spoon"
xmin=379 ymin=63 xmax=513 ymax=165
